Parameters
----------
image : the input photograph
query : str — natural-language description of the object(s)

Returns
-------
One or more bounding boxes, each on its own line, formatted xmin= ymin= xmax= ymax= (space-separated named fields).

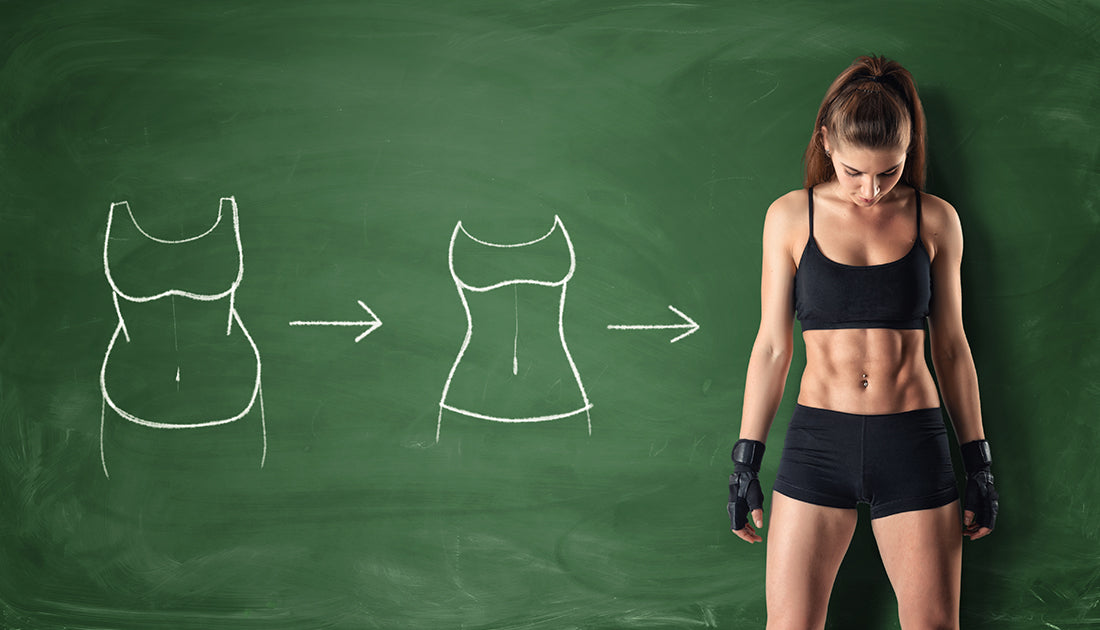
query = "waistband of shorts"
xmin=793 ymin=404 xmax=943 ymax=423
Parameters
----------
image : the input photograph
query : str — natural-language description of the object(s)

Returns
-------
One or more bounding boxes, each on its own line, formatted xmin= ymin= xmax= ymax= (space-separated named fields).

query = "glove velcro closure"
xmin=731 ymin=439 xmax=765 ymax=472
xmin=961 ymin=439 xmax=992 ymax=474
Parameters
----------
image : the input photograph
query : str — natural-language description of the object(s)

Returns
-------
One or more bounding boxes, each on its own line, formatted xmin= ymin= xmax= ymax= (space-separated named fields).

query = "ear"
xmin=819 ymin=125 xmax=831 ymax=154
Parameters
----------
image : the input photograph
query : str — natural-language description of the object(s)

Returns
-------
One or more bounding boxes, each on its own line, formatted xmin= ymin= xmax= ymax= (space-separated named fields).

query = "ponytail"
xmin=803 ymin=55 xmax=927 ymax=190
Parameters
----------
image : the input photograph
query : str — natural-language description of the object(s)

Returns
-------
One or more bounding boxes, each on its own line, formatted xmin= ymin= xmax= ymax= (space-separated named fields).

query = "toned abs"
xmin=799 ymin=327 xmax=940 ymax=414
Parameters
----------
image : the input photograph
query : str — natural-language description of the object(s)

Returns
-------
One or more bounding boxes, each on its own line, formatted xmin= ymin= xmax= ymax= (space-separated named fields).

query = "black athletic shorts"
xmin=773 ymin=404 xmax=959 ymax=519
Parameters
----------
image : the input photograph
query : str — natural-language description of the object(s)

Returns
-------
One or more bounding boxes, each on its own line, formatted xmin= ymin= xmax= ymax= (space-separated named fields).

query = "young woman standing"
xmin=728 ymin=55 xmax=999 ymax=629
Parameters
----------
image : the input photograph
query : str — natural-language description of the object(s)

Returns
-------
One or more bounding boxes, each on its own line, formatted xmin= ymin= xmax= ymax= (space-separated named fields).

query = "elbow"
xmin=930 ymin=343 xmax=956 ymax=371
xmin=756 ymin=337 xmax=794 ymax=366
xmin=768 ymin=342 xmax=794 ymax=364
xmin=930 ymin=338 xmax=972 ymax=373
xmin=751 ymin=319 xmax=795 ymax=370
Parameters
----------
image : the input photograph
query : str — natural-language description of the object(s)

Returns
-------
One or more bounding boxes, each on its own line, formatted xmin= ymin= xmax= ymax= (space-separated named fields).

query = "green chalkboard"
xmin=2 ymin=1 xmax=1098 ymax=628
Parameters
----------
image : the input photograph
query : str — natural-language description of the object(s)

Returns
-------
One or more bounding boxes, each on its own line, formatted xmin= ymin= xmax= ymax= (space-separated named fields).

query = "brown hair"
xmin=803 ymin=55 xmax=927 ymax=190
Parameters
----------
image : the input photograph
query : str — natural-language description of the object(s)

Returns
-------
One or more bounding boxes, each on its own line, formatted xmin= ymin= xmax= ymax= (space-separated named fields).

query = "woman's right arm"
xmin=739 ymin=195 xmax=798 ymax=443
xmin=730 ymin=195 xmax=798 ymax=544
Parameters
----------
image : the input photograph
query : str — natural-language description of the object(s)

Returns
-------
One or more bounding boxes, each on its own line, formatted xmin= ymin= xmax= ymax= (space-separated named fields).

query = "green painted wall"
xmin=2 ymin=1 xmax=1097 ymax=627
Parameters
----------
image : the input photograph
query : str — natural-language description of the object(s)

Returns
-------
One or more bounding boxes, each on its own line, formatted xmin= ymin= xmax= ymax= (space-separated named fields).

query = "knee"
xmin=766 ymin=612 xmax=826 ymax=630
xmin=898 ymin=610 xmax=958 ymax=630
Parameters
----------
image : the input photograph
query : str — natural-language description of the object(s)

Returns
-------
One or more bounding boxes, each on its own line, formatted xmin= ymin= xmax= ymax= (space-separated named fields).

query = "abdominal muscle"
xmin=797 ymin=328 xmax=940 ymax=414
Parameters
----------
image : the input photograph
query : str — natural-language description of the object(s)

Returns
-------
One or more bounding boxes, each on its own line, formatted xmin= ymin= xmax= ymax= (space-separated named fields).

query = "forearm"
xmin=738 ymin=339 xmax=793 ymax=443
xmin=932 ymin=343 xmax=986 ymax=444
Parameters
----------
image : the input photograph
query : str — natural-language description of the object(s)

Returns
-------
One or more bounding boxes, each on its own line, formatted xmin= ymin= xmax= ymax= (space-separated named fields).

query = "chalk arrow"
xmin=607 ymin=305 xmax=700 ymax=343
xmin=289 ymin=300 xmax=382 ymax=342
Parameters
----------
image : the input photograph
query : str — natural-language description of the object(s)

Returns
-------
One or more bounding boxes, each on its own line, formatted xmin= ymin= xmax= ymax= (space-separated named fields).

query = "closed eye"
xmin=842 ymin=165 xmax=901 ymax=177
xmin=845 ymin=168 xmax=898 ymax=177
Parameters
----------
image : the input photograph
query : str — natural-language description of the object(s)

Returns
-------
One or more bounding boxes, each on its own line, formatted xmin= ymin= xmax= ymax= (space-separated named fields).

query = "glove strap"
xmin=731 ymin=439 xmax=766 ymax=472
xmin=961 ymin=439 xmax=992 ymax=474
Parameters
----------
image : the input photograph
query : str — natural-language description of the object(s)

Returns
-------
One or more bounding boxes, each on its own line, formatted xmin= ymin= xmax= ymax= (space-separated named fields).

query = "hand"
xmin=961 ymin=440 xmax=998 ymax=541
xmin=728 ymin=438 xmax=766 ymax=543
xmin=963 ymin=469 xmax=997 ymax=540
xmin=729 ymin=470 xmax=765 ymax=543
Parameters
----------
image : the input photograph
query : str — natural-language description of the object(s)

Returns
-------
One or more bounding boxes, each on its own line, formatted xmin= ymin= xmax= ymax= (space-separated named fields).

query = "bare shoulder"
xmin=919 ymin=191 xmax=962 ymax=235
xmin=762 ymin=189 xmax=809 ymax=258
xmin=918 ymin=191 xmax=963 ymax=259
xmin=767 ymin=188 xmax=809 ymax=217
xmin=763 ymin=189 xmax=809 ymax=234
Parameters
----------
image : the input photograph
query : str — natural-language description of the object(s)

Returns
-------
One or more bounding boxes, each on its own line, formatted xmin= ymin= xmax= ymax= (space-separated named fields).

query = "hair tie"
xmin=869 ymin=75 xmax=884 ymax=83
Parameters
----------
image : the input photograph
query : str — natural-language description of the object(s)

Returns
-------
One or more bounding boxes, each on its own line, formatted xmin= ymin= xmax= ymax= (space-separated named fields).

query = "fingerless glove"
xmin=961 ymin=439 xmax=998 ymax=532
xmin=728 ymin=439 xmax=765 ymax=531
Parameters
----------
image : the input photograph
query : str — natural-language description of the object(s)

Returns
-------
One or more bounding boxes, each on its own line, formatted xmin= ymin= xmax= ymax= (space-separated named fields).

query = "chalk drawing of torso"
xmin=99 ymin=197 xmax=265 ymax=476
xmin=437 ymin=215 xmax=592 ymax=441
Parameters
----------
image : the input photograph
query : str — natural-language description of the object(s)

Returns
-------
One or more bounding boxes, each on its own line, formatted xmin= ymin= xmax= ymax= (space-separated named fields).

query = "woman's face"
xmin=822 ymin=126 xmax=909 ymax=207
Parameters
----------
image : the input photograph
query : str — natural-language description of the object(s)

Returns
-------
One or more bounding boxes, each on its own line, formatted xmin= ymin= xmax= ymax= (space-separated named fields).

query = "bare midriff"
xmin=798 ymin=328 xmax=940 ymax=415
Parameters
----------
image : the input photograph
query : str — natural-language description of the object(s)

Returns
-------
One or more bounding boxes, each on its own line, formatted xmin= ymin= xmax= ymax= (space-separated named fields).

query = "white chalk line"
xmin=288 ymin=300 xmax=382 ymax=342
xmin=512 ymin=285 xmax=519 ymax=376
xmin=100 ymin=196 xmax=266 ymax=477
xmin=607 ymin=304 xmax=700 ymax=343
xmin=439 ymin=403 xmax=594 ymax=424
xmin=99 ymin=360 xmax=267 ymax=478
xmin=451 ymin=215 xmax=576 ymax=292
xmin=259 ymin=384 xmax=267 ymax=469
xmin=437 ymin=215 xmax=592 ymax=442
xmin=99 ymin=397 xmax=108 ymax=478
xmin=104 ymin=199 xmax=244 ymax=305
xmin=111 ymin=292 xmax=130 ymax=343
xmin=101 ymin=308 xmax=262 ymax=429
xmin=123 ymin=199 xmax=223 ymax=244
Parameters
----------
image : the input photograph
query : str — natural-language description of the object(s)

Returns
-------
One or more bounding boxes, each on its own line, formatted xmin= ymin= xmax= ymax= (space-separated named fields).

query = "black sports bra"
xmin=794 ymin=187 xmax=931 ymax=331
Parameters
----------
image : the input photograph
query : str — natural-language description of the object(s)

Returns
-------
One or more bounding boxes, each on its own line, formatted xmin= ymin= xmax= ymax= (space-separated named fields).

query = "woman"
xmin=728 ymin=56 xmax=999 ymax=629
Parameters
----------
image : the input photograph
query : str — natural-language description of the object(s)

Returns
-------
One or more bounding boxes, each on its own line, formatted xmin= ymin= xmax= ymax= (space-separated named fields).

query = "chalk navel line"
xmin=513 ymin=285 xmax=519 ymax=376
xmin=99 ymin=196 xmax=266 ymax=478
xmin=437 ymin=215 xmax=592 ymax=442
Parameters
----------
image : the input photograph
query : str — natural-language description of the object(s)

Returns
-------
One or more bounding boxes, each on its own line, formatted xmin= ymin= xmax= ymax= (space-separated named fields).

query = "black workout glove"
xmin=728 ymin=439 xmax=765 ymax=531
xmin=961 ymin=439 xmax=998 ymax=533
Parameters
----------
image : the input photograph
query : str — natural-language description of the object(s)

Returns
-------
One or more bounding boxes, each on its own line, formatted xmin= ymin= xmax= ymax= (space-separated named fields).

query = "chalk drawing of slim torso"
xmin=437 ymin=215 xmax=592 ymax=441
xmin=99 ymin=197 xmax=266 ymax=477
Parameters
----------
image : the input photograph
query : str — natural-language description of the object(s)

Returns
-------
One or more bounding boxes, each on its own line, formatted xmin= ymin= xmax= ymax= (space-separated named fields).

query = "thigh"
xmin=871 ymin=501 xmax=962 ymax=630
xmin=766 ymin=491 xmax=858 ymax=630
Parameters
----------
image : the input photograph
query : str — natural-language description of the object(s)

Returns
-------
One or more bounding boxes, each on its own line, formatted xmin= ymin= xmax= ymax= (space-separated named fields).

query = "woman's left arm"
xmin=925 ymin=195 xmax=985 ymax=444
xmin=925 ymin=194 xmax=997 ymax=539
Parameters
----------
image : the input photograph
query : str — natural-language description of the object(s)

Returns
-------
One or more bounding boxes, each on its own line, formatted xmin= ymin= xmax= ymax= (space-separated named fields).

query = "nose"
xmin=860 ymin=176 xmax=880 ymax=199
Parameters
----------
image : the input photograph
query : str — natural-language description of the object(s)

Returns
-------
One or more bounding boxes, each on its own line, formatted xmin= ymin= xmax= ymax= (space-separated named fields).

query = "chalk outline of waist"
xmin=437 ymin=215 xmax=592 ymax=442
xmin=99 ymin=196 xmax=266 ymax=478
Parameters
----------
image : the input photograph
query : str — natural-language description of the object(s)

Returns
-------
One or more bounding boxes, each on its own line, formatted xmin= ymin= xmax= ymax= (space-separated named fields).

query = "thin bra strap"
xmin=807 ymin=186 xmax=815 ymax=237
xmin=914 ymin=187 xmax=922 ymax=239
